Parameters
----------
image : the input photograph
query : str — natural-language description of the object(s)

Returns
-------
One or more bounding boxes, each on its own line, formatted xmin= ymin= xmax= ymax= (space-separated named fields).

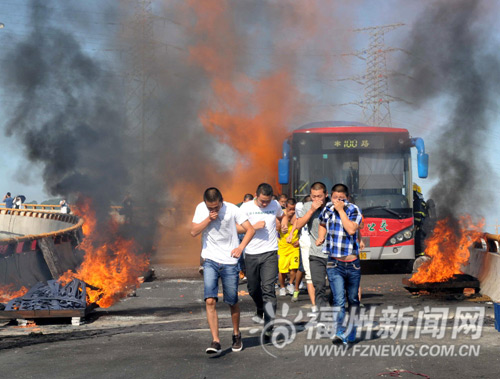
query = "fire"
xmin=60 ymin=198 xmax=149 ymax=308
xmin=77 ymin=198 xmax=97 ymax=236
xmin=0 ymin=284 xmax=28 ymax=303
xmin=198 ymin=71 xmax=301 ymax=200
xmin=410 ymin=215 xmax=484 ymax=284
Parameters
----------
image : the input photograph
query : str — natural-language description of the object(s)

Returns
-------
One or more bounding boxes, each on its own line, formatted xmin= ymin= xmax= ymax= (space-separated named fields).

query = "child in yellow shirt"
xmin=277 ymin=199 xmax=300 ymax=296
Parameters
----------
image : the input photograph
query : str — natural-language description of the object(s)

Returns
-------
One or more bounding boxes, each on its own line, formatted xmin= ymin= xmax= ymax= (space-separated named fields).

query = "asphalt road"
xmin=0 ymin=263 xmax=498 ymax=379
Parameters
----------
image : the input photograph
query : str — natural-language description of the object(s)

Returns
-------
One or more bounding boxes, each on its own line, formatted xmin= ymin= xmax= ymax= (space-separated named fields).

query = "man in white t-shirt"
xmin=191 ymin=187 xmax=255 ymax=355
xmin=240 ymin=183 xmax=284 ymax=337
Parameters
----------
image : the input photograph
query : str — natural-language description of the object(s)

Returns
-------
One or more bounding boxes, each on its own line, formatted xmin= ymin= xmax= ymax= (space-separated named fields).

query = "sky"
xmin=0 ymin=0 xmax=499 ymax=233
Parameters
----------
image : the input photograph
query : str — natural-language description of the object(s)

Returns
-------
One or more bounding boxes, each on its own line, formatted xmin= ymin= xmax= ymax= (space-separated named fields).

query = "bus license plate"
xmin=360 ymin=252 xmax=368 ymax=260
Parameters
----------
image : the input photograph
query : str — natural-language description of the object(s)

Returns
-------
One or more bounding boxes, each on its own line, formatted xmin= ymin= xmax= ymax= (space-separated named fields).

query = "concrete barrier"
xmin=462 ymin=234 xmax=500 ymax=302
xmin=0 ymin=209 xmax=84 ymax=288
xmin=0 ymin=209 xmax=79 ymax=238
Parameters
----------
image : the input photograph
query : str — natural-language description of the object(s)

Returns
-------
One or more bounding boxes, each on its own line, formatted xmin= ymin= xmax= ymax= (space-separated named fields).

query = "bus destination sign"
xmin=322 ymin=135 xmax=385 ymax=150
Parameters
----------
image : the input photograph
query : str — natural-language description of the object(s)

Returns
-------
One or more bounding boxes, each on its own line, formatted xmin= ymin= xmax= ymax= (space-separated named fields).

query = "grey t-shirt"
xmin=297 ymin=201 xmax=328 ymax=258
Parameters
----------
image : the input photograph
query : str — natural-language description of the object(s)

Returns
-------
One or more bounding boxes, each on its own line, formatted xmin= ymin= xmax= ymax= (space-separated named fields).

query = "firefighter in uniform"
xmin=413 ymin=183 xmax=428 ymax=256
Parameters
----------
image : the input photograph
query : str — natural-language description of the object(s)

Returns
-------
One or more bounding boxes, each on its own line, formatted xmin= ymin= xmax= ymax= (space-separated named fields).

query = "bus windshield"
xmin=292 ymin=150 xmax=412 ymax=218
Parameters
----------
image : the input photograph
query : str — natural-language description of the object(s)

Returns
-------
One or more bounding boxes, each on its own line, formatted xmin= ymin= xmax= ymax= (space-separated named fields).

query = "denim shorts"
xmin=203 ymin=259 xmax=239 ymax=305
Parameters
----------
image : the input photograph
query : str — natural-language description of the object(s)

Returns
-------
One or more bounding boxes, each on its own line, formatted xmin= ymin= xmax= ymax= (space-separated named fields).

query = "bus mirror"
xmin=417 ymin=153 xmax=429 ymax=178
xmin=279 ymin=159 xmax=289 ymax=184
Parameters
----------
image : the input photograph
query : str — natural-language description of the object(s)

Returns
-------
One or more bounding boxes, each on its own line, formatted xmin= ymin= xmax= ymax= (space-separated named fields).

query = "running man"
xmin=316 ymin=183 xmax=362 ymax=344
xmin=240 ymin=183 xmax=284 ymax=337
xmin=191 ymin=187 xmax=255 ymax=355
xmin=293 ymin=182 xmax=329 ymax=314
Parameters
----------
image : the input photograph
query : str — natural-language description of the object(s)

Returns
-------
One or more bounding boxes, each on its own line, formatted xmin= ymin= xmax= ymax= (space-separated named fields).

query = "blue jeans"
xmin=326 ymin=258 xmax=361 ymax=334
xmin=203 ymin=259 xmax=239 ymax=305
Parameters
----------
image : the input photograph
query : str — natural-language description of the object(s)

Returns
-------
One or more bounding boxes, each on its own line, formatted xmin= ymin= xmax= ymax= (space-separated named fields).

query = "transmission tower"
xmin=340 ymin=23 xmax=405 ymax=127
xmin=123 ymin=0 xmax=158 ymax=192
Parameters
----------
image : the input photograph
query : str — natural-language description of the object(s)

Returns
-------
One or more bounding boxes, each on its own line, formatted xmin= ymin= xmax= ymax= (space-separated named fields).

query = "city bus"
xmin=278 ymin=121 xmax=429 ymax=264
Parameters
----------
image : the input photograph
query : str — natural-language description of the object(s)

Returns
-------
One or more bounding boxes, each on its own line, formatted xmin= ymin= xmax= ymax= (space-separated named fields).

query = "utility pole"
xmin=340 ymin=23 xmax=406 ymax=127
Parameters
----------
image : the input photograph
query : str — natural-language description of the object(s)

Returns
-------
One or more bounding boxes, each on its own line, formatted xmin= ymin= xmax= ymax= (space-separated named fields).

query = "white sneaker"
xmin=279 ymin=287 xmax=287 ymax=297
xmin=252 ymin=312 xmax=264 ymax=324
xmin=299 ymin=282 xmax=305 ymax=290
xmin=286 ymin=284 xmax=295 ymax=295
xmin=311 ymin=305 xmax=318 ymax=313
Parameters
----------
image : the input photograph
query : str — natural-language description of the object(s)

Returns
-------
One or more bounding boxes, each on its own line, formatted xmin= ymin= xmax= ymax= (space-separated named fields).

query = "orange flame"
xmin=410 ymin=215 xmax=484 ymax=284
xmin=77 ymin=199 xmax=97 ymax=236
xmin=60 ymin=198 xmax=149 ymax=308
xmin=0 ymin=284 xmax=28 ymax=303
xmin=187 ymin=0 xmax=306 ymax=202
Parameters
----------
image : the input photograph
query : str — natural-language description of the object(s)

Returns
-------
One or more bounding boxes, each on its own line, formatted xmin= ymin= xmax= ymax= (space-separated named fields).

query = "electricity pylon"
xmin=340 ymin=23 xmax=406 ymax=127
xmin=123 ymin=0 xmax=158 ymax=192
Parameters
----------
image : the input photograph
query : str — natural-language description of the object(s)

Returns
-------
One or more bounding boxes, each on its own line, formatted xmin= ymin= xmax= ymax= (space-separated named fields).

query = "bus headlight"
xmin=385 ymin=227 xmax=414 ymax=246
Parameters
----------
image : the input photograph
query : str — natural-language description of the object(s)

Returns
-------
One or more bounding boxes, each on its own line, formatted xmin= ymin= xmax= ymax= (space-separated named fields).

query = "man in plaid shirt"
xmin=316 ymin=183 xmax=362 ymax=344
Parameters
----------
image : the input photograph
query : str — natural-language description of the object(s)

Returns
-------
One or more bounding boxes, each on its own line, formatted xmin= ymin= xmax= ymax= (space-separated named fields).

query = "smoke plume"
xmin=1 ymin=2 xmax=132 ymax=223
xmin=395 ymin=0 xmax=500 ymax=221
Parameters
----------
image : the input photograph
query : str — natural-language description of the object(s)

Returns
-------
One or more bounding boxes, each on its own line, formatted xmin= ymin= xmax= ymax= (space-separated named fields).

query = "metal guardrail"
xmin=1 ymin=203 xmax=125 ymax=211
xmin=1 ymin=204 xmax=174 ymax=214
xmin=0 ymin=208 xmax=83 ymax=244
xmin=1 ymin=203 xmax=63 ymax=211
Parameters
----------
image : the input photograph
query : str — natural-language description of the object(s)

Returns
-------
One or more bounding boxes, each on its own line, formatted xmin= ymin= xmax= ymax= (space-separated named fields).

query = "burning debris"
xmin=5 ymin=279 xmax=87 ymax=311
xmin=404 ymin=215 xmax=484 ymax=295
xmin=0 ymin=198 xmax=150 ymax=310
xmin=0 ymin=200 xmax=150 ymax=314
xmin=0 ymin=285 xmax=29 ymax=305
xmin=410 ymin=215 xmax=484 ymax=284
xmin=0 ymin=279 xmax=95 ymax=326
xmin=58 ymin=199 xmax=150 ymax=308
xmin=403 ymin=274 xmax=480 ymax=296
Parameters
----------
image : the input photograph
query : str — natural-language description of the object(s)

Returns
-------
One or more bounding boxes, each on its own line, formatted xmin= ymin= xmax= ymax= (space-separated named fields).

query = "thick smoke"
xmin=395 ymin=0 xmax=500 ymax=221
xmin=149 ymin=0 xmax=356 ymax=205
xmin=1 ymin=1 xmax=358 ymax=265
xmin=1 ymin=2 xmax=132 ymax=223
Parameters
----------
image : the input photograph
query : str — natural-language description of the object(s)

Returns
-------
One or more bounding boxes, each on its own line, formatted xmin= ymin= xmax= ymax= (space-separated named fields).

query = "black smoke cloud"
xmin=1 ymin=1 xmax=358 ymax=260
xmin=1 ymin=2 xmax=132 ymax=223
xmin=394 ymin=0 xmax=500 ymax=220
xmin=0 ymin=0 xmax=229 ymax=255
